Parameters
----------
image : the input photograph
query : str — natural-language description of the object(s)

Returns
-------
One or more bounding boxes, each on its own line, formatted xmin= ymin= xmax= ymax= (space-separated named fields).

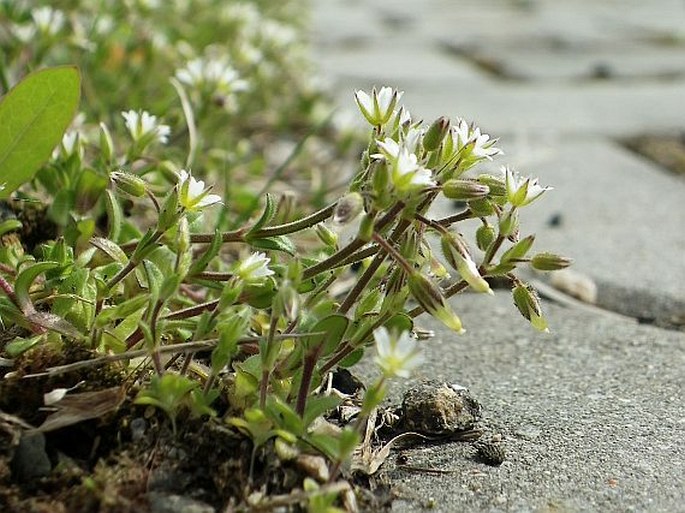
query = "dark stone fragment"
xmin=401 ymin=381 xmax=482 ymax=435
xmin=474 ymin=439 xmax=506 ymax=466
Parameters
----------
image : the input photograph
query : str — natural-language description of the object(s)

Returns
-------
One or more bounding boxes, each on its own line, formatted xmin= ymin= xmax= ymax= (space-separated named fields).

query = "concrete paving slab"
xmin=380 ymin=293 xmax=685 ymax=513
xmin=442 ymin=46 xmax=685 ymax=83
xmin=319 ymin=78 xmax=685 ymax=138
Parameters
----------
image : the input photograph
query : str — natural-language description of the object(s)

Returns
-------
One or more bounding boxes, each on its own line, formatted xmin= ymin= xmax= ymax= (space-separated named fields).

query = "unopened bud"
xmin=423 ymin=116 xmax=450 ymax=152
xmin=531 ymin=252 xmax=573 ymax=271
xmin=469 ymin=198 xmax=496 ymax=217
xmin=357 ymin=213 xmax=374 ymax=242
xmin=314 ymin=223 xmax=338 ymax=249
xmin=512 ymin=283 xmax=549 ymax=332
xmin=111 ymin=171 xmax=147 ymax=197
xmin=440 ymin=233 xmax=492 ymax=295
xmin=443 ymin=179 xmax=490 ymax=201
xmin=407 ymin=272 xmax=464 ymax=333
xmin=476 ymin=224 xmax=496 ymax=251
xmin=157 ymin=188 xmax=180 ymax=232
xmin=477 ymin=174 xmax=507 ymax=197
xmin=334 ymin=192 xmax=364 ymax=225
xmin=498 ymin=208 xmax=519 ymax=237
xmin=99 ymin=122 xmax=115 ymax=165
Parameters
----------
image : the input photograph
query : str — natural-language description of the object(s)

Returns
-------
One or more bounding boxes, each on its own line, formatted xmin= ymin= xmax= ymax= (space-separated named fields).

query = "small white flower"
xmin=375 ymin=138 xmax=435 ymax=192
xmin=449 ymin=119 xmax=502 ymax=162
xmin=11 ymin=23 xmax=36 ymax=43
xmin=236 ymin=252 xmax=275 ymax=283
xmin=176 ymin=57 xmax=248 ymax=96
xmin=395 ymin=148 xmax=434 ymax=188
xmin=53 ymin=129 xmax=85 ymax=160
xmin=504 ymin=166 xmax=552 ymax=207
xmin=373 ymin=327 xmax=424 ymax=379
xmin=403 ymin=126 xmax=424 ymax=154
xmin=354 ymin=86 xmax=403 ymax=126
xmin=122 ymin=110 xmax=170 ymax=145
xmin=177 ymin=169 xmax=222 ymax=211
xmin=32 ymin=6 xmax=65 ymax=36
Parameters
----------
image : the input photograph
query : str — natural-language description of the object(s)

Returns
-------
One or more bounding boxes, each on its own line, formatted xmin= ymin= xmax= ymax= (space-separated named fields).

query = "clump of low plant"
xmin=0 ymin=2 xmax=571 ymax=511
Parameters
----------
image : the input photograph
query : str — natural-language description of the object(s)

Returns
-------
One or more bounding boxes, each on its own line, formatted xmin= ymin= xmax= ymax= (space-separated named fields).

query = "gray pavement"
xmin=310 ymin=1 xmax=685 ymax=511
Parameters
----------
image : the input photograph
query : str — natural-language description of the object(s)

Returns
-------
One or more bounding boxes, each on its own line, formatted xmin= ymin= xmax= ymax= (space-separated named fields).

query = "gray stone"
xmin=11 ymin=432 xmax=51 ymax=481
xmin=148 ymin=493 xmax=215 ymax=513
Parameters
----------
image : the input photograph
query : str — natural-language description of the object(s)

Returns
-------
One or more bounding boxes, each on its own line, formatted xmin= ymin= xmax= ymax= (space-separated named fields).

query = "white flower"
xmin=373 ymin=327 xmax=424 ymax=379
xmin=236 ymin=252 xmax=275 ymax=283
xmin=53 ymin=129 xmax=85 ymax=160
xmin=177 ymin=169 xmax=222 ymax=211
xmin=122 ymin=110 xmax=170 ymax=145
xmin=11 ymin=24 xmax=36 ymax=43
xmin=32 ymin=7 xmax=65 ymax=35
xmin=354 ymin=86 xmax=403 ymax=126
xmin=374 ymin=138 xmax=435 ymax=193
xmin=504 ymin=166 xmax=552 ymax=207
xmin=403 ymin=126 xmax=424 ymax=154
xmin=176 ymin=57 xmax=248 ymax=94
xmin=448 ymin=119 xmax=502 ymax=162
xmin=395 ymin=148 xmax=434 ymax=188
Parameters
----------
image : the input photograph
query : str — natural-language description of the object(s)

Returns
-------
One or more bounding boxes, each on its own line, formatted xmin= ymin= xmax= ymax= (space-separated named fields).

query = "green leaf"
xmin=90 ymin=237 xmax=129 ymax=265
xmin=383 ymin=312 xmax=413 ymax=334
xmin=188 ymin=230 xmax=222 ymax=276
xmin=304 ymin=314 xmax=349 ymax=357
xmin=246 ymin=193 xmax=276 ymax=235
xmin=103 ymin=190 xmax=123 ymax=242
xmin=0 ymin=219 xmax=21 ymax=237
xmin=14 ymin=261 xmax=59 ymax=313
xmin=248 ymin=235 xmax=296 ymax=256
xmin=302 ymin=395 xmax=341 ymax=428
xmin=338 ymin=347 xmax=364 ymax=368
xmin=0 ymin=66 xmax=81 ymax=198
xmin=5 ymin=334 xmax=45 ymax=357
xmin=500 ymin=235 xmax=535 ymax=264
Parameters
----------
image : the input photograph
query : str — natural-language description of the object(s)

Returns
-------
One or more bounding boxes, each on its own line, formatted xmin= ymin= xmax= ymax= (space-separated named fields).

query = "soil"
xmin=623 ymin=133 xmax=685 ymax=177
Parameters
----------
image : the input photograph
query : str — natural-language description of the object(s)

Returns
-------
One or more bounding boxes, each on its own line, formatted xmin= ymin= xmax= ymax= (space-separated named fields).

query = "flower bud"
xmin=476 ymin=224 xmax=496 ymax=251
xmin=477 ymin=174 xmax=507 ymax=197
xmin=334 ymin=192 xmax=364 ymax=225
xmin=440 ymin=233 xmax=492 ymax=295
xmin=498 ymin=208 xmax=519 ymax=237
xmin=512 ymin=283 xmax=549 ymax=332
xmin=443 ymin=179 xmax=490 ymax=201
xmin=357 ymin=213 xmax=374 ymax=242
xmin=111 ymin=171 xmax=147 ymax=197
xmin=469 ymin=198 xmax=496 ymax=217
xmin=314 ymin=223 xmax=338 ymax=249
xmin=531 ymin=252 xmax=573 ymax=271
xmin=423 ymin=116 xmax=450 ymax=152
xmin=407 ymin=272 xmax=465 ymax=333
xmin=157 ymin=188 xmax=180 ymax=232
xmin=99 ymin=122 xmax=115 ymax=165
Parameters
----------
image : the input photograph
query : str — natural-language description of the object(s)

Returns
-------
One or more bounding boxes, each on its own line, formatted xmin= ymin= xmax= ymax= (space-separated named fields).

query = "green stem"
xmin=302 ymin=202 xmax=404 ymax=280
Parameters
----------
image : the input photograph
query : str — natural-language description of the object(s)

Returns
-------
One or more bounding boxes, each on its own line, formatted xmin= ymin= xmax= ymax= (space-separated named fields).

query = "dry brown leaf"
xmin=34 ymin=386 xmax=126 ymax=432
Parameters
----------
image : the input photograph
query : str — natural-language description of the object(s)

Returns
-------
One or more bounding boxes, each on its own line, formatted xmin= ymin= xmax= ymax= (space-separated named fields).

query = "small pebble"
xmin=474 ymin=440 xmax=506 ymax=466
